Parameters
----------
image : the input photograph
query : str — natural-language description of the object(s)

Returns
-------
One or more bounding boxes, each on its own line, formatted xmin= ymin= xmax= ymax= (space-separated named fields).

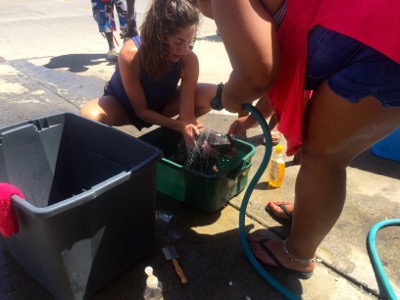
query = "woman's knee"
xmin=81 ymin=96 xmax=131 ymax=125
xmin=300 ymin=144 xmax=353 ymax=171
xmin=80 ymin=99 xmax=105 ymax=122
xmin=195 ymin=83 xmax=217 ymax=108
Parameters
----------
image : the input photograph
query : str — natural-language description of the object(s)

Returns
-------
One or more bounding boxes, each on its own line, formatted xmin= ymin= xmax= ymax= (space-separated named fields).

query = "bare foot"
xmin=248 ymin=235 xmax=315 ymax=279
xmin=266 ymin=201 xmax=294 ymax=221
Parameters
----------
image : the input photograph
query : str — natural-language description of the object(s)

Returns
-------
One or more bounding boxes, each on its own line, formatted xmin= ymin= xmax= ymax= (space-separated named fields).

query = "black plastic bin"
xmin=0 ymin=113 xmax=162 ymax=300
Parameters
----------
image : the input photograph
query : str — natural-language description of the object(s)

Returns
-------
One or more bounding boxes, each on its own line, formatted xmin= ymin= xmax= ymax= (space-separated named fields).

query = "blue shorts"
xmin=305 ymin=26 xmax=400 ymax=108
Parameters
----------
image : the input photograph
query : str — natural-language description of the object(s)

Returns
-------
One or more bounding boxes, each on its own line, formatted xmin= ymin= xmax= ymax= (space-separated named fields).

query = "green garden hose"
xmin=367 ymin=219 xmax=400 ymax=300
xmin=240 ymin=103 xmax=300 ymax=299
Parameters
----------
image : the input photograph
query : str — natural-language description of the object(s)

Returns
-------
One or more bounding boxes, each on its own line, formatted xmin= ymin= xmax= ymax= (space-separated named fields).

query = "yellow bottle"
xmin=267 ymin=144 xmax=285 ymax=188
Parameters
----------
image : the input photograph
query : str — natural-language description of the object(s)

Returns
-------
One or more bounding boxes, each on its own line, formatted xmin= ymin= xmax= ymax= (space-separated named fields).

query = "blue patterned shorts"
xmin=91 ymin=0 xmax=130 ymax=35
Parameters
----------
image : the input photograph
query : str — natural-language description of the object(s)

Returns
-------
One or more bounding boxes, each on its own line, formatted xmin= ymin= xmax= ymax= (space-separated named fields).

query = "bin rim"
xmin=159 ymin=137 xmax=256 ymax=178
xmin=11 ymin=171 xmax=131 ymax=219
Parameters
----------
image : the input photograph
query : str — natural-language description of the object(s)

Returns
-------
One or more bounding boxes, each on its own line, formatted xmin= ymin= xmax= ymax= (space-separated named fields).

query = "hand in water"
xmin=182 ymin=123 xmax=200 ymax=152
xmin=182 ymin=119 xmax=206 ymax=152
xmin=228 ymin=116 xmax=248 ymax=136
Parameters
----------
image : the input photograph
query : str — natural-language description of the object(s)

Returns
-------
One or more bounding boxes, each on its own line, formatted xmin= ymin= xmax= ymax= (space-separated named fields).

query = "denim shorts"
xmin=305 ymin=26 xmax=400 ymax=108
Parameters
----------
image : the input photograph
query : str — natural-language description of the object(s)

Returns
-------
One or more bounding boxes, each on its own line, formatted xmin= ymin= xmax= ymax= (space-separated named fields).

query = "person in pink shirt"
xmin=196 ymin=0 xmax=400 ymax=278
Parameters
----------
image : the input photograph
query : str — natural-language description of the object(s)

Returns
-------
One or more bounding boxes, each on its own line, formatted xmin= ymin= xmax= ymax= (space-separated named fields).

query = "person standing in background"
xmin=91 ymin=0 xmax=138 ymax=62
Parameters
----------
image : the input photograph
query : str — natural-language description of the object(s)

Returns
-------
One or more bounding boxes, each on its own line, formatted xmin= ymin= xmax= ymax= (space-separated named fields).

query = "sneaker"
xmin=107 ymin=48 xmax=119 ymax=62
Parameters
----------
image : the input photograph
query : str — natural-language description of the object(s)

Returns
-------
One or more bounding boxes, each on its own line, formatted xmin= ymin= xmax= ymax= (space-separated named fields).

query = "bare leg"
xmin=194 ymin=83 xmax=216 ymax=117
xmin=250 ymin=81 xmax=400 ymax=273
xmin=105 ymin=32 xmax=116 ymax=51
xmin=163 ymin=83 xmax=216 ymax=118
xmin=105 ymin=32 xmax=119 ymax=62
xmin=80 ymin=95 xmax=130 ymax=126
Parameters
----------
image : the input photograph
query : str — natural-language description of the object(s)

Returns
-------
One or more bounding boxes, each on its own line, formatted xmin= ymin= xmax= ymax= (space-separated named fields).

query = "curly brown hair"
xmin=139 ymin=0 xmax=199 ymax=80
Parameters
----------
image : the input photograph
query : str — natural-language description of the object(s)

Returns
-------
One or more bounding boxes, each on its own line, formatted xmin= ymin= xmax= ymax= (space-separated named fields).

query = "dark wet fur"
xmin=169 ymin=129 xmax=237 ymax=175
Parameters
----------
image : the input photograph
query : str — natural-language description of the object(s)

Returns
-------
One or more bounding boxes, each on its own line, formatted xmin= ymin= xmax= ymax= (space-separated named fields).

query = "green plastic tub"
xmin=140 ymin=127 xmax=256 ymax=213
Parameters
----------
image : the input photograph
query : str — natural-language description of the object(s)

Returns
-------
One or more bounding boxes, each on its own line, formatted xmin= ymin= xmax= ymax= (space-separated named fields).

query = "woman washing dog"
xmin=81 ymin=0 xmax=216 ymax=151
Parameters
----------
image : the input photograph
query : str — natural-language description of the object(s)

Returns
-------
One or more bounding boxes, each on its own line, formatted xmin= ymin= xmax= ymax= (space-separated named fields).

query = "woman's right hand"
xmin=181 ymin=122 xmax=200 ymax=153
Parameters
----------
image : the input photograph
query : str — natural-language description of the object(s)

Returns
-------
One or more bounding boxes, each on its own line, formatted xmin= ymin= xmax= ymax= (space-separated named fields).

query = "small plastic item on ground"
xmin=155 ymin=210 xmax=182 ymax=243
xmin=143 ymin=266 xmax=164 ymax=300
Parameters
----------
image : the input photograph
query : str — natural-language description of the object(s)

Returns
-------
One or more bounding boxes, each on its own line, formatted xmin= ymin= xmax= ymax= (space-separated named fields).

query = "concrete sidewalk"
xmin=0 ymin=0 xmax=399 ymax=299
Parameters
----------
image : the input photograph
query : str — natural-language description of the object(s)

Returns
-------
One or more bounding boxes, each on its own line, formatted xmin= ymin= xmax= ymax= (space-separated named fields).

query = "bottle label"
xmin=270 ymin=161 xmax=280 ymax=181
xmin=268 ymin=160 xmax=285 ymax=188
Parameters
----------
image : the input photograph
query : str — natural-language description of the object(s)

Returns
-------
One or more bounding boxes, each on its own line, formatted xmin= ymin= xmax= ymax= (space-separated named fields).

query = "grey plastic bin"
xmin=0 ymin=113 xmax=162 ymax=300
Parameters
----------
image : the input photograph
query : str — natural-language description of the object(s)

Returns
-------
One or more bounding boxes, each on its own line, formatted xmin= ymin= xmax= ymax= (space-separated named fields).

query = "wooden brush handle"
xmin=172 ymin=258 xmax=188 ymax=284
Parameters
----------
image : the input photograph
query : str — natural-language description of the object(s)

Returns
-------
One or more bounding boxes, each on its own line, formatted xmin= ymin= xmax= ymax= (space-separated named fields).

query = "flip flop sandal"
xmin=261 ymin=131 xmax=281 ymax=146
xmin=270 ymin=131 xmax=281 ymax=146
xmin=265 ymin=202 xmax=293 ymax=222
xmin=255 ymin=238 xmax=313 ymax=280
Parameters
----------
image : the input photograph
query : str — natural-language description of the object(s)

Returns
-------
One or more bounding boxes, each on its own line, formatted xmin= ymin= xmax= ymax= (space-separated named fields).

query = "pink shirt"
xmin=268 ymin=0 xmax=400 ymax=156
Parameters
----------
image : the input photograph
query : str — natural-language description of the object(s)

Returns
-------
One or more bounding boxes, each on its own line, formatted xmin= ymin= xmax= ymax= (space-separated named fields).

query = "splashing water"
xmin=168 ymin=129 xmax=237 ymax=175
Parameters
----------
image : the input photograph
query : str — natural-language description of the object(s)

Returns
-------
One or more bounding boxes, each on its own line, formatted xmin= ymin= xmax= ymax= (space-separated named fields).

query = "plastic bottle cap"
xmin=145 ymin=266 xmax=159 ymax=289
xmin=276 ymin=144 xmax=284 ymax=154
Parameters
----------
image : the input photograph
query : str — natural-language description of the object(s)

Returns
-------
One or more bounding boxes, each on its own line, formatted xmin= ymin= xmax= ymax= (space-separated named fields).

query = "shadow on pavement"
xmin=350 ymin=149 xmax=400 ymax=179
xmin=44 ymin=53 xmax=116 ymax=73
xmin=0 ymin=182 xmax=309 ymax=299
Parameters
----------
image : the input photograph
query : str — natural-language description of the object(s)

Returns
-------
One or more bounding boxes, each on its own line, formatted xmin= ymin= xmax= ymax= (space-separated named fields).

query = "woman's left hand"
xmin=228 ymin=116 xmax=251 ymax=136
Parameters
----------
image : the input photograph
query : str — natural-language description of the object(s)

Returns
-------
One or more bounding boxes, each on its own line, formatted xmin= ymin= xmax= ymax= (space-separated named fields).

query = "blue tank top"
xmin=108 ymin=36 xmax=182 ymax=130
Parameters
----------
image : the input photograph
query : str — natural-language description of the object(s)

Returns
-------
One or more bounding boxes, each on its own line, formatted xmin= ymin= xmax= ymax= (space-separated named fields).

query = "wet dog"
xmin=169 ymin=129 xmax=237 ymax=175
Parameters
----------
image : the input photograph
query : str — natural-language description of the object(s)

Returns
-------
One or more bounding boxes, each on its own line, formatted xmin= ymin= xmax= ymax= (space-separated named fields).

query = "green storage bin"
xmin=140 ymin=127 xmax=256 ymax=213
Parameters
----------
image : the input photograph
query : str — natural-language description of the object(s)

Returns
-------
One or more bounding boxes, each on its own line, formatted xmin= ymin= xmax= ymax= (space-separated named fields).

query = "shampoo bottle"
xmin=267 ymin=144 xmax=285 ymax=188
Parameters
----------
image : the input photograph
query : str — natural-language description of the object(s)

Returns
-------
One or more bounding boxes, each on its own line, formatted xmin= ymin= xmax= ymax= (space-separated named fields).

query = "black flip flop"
xmin=261 ymin=132 xmax=281 ymax=147
xmin=265 ymin=203 xmax=293 ymax=223
xmin=255 ymin=239 xmax=313 ymax=280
